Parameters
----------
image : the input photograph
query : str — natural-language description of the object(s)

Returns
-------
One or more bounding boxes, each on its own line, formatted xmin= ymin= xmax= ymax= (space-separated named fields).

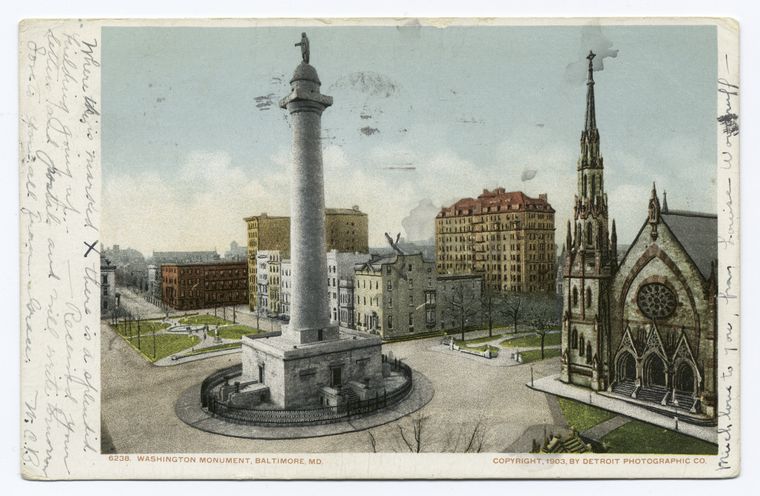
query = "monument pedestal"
xmin=242 ymin=329 xmax=383 ymax=409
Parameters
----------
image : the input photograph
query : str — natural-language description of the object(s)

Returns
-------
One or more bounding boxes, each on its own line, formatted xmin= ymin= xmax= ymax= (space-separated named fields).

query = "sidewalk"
xmin=581 ymin=415 xmax=631 ymax=442
xmin=530 ymin=374 xmax=717 ymax=443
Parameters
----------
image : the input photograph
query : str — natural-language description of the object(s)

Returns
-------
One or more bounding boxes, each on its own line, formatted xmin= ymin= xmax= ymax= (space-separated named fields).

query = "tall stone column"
xmin=279 ymin=44 xmax=338 ymax=344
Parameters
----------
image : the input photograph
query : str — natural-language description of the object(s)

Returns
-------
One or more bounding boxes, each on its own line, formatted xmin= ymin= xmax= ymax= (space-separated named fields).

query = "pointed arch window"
xmin=582 ymin=175 xmax=587 ymax=197
xmin=586 ymin=223 xmax=593 ymax=246
xmin=571 ymin=327 xmax=578 ymax=349
xmin=572 ymin=287 xmax=579 ymax=307
xmin=586 ymin=342 xmax=592 ymax=364
xmin=579 ymin=334 xmax=585 ymax=356
xmin=586 ymin=287 xmax=592 ymax=308
xmin=591 ymin=175 xmax=596 ymax=198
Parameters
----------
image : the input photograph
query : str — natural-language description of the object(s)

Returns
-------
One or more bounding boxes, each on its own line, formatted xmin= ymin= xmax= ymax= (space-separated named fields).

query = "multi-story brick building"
xmin=161 ymin=261 xmax=248 ymax=310
xmin=280 ymin=259 xmax=291 ymax=317
xmin=353 ymin=253 xmax=481 ymax=339
xmin=245 ymin=207 xmax=370 ymax=310
xmin=324 ymin=207 xmax=369 ymax=253
xmin=326 ymin=250 xmax=372 ymax=324
xmin=435 ymin=187 xmax=556 ymax=294
xmin=244 ymin=214 xmax=290 ymax=310
xmin=255 ymin=250 xmax=282 ymax=316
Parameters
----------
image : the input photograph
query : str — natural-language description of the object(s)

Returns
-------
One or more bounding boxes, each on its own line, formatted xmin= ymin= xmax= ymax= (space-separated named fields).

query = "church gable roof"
xmin=661 ymin=210 xmax=717 ymax=280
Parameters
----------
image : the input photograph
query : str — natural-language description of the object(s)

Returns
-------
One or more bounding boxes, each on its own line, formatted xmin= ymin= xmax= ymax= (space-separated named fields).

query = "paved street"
xmin=101 ymin=323 xmax=563 ymax=453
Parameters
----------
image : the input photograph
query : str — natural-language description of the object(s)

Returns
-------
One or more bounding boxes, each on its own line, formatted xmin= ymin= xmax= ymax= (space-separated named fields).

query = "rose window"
xmin=636 ymin=283 xmax=677 ymax=320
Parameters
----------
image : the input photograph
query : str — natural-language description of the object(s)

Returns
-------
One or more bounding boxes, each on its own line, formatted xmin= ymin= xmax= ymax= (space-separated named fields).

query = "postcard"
xmin=19 ymin=17 xmax=740 ymax=479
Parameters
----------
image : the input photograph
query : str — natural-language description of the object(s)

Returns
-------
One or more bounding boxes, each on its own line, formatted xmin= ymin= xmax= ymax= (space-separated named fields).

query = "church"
xmin=560 ymin=52 xmax=718 ymax=424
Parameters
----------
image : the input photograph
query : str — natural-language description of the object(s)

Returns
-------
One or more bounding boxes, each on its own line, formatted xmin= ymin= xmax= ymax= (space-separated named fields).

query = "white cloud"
xmin=103 ymin=150 xmax=291 ymax=255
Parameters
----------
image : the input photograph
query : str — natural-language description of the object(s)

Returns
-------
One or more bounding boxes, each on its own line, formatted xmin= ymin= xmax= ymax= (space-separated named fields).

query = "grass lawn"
xmin=178 ymin=315 xmax=232 ymax=326
xmin=113 ymin=320 xmax=168 ymax=337
xmin=557 ymin=398 xmax=617 ymax=433
xmin=602 ymin=421 xmax=718 ymax=454
xmin=501 ymin=331 xmax=561 ymax=348
xmin=519 ymin=347 xmax=561 ymax=363
xmin=216 ymin=325 xmax=260 ymax=340
xmin=182 ymin=342 xmax=241 ymax=357
xmin=125 ymin=333 xmax=200 ymax=362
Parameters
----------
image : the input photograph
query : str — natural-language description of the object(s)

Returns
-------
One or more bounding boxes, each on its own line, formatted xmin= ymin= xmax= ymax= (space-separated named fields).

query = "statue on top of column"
xmin=295 ymin=32 xmax=310 ymax=64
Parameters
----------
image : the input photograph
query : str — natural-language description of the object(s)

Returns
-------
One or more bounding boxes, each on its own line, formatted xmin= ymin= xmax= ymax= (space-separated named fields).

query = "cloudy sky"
xmin=102 ymin=23 xmax=717 ymax=255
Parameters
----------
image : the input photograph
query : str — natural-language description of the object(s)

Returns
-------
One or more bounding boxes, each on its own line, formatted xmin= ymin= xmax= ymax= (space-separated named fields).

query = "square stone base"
xmin=241 ymin=327 xmax=383 ymax=409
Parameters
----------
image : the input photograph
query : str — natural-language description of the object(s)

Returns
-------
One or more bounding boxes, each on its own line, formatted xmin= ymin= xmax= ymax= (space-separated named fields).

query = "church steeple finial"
xmin=584 ymin=51 xmax=597 ymax=132
xmin=662 ymin=190 xmax=669 ymax=213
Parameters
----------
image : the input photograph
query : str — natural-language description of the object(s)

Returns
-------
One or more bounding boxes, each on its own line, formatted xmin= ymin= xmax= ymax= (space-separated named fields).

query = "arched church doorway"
xmin=674 ymin=361 xmax=696 ymax=394
xmin=643 ymin=354 xmax=667 ymax=388
xmin=616 ymin=351 xmax=637 ymax=383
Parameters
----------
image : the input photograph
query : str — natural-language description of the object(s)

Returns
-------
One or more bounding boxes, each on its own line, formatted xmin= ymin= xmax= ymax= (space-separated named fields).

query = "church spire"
xmin=584 ymin=51 xmax=597 ymax=132
xmin=579 ymin=50 xmax=601 ymax=171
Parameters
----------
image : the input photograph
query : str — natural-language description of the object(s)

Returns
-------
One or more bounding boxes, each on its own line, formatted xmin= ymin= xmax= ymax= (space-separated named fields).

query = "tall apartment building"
xmin=435 ymin=187 xmax=556 ymax=294
xmin=161 ymin=261 xmax=248 ymax=310
xmin=244 ymin=207 xmax=369 ymax=310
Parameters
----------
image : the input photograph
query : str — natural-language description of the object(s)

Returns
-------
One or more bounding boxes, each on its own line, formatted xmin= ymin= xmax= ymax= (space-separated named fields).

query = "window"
xmin=425 ymin=291 xmax=436 ymax=305
xmin=586 ymin=287 xmax=592 ymax=308
xmin=330 ymin=366 xmax=342 ymax=388
xmin=388 ymin=315 xmax=393 ymax=329
xmin=579 ymin=335 xmax=585 ymax=356
xmin=426 ymin=309 xmax=435 ymax=325
xmin=637 ymin=283 xmax=677 ymax=320
xmin=572 ymin=287 xmax=578 ymax=307
xmin=572 ymin=328 xmax=578 ymax=349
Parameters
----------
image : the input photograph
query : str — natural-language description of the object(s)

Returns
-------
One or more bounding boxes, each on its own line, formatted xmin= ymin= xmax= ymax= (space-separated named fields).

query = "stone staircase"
xmin=610 ymin=381 xmax=704 ymax=417
xmin=342 ymin=386 xmax=360 ymax=404
xmin=562 ymin=435 xmax=589 ymax=453
xmin=611 ymin=380 xmax=636 ymax=397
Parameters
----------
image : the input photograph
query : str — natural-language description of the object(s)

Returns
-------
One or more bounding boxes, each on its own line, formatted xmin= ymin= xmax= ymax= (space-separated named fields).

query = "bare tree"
xmin=525 ymin=295 xmax=556 ymax=359
xmin=480 ymin=288 xmax=501 ymax=338
xmin=381 ymin=415 xmax=490 ymax=453
xmin=367 ymin=430 xmax=378 ymax=453
xmin=442 ymin=418 xmax=489 ymax=453
xmin=441 ymin=281 xmax=481 ymax=341
xmin=398 ymin=414 xmax=428 ymax=453
xmin=500 ymin=292 xmax=525 ymax=334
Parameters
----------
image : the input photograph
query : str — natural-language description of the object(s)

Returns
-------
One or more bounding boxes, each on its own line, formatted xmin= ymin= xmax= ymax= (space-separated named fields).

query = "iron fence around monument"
xmin=200 ymin=356 xmax=413 ymax=426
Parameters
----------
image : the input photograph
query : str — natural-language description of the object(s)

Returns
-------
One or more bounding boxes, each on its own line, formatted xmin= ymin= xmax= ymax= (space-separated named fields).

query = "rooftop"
xmin=661 ymin=210 xmax=717 ymax=280
xmin=438 ymin=188 xmax=555 ymax=217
